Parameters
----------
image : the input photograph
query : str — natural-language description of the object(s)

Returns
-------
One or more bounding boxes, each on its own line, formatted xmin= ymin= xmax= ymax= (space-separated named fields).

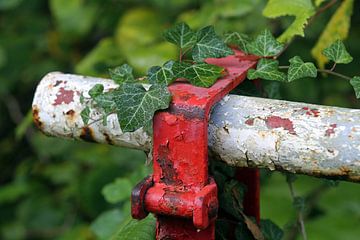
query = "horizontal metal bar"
xmin=32 ymin=72 xmax=360 ymax=182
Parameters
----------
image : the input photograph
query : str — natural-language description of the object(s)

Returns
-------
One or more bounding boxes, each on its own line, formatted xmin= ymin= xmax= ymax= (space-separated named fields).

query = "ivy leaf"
xmin=288 ymin=56 xmax=317 ymax=82
xmin=163 ymin=22 xmax=196 ymax=49
xmin=95 ymin=83 xmax=171 ymax=132
xmin=109 ymin=64 xmax=135 ymax=84
xmin=173 ymin=61 xmax=224 ymax=88
xmin=224 ymin=32 xmax=251 ymax=53
xmin=263 ymin=0 xmax=315 ymax=43
xmin=247 ymin=59 xmax=286 ymax=82
xmin=81 ymin=106 xmax=90 ymax=125
xmin=89 ymin=84 xmax=104 ymax=98
xmin=111 ymin=215 xmax=156 ymax=240
xmin=147 ymin=60 xmax=176 ymax=85
xmin=311 ymin=0 xmax=354 ymax=68
xmin=322 ymin=40 xmax=353 ymax=64
xmin=350 ymin=76 xmax=360 ymax=99
xmin=192 ymin=26 xmax=233 ymax=62
xmin=246 ymin=29 xmax=283 ymax=57
xmin=80 ymin=94 xmax=85 ymax=104
xmin=91 ymin=209 xmax=124 ymax=240
xmin=260 ymin=219 xmax=284 ymax=240
xmin=263 ymin=81 xmax=281 ymax=99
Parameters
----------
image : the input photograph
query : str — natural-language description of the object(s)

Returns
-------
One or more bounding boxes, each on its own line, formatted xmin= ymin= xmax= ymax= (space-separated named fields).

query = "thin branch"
xmin=275 ymin=41 xmax=292 ymax=59
xmin=287 ymin=180 xmax=308 ymax=240
xmin=286 ymin=183 xmax=331 ymax=240
xmin=308 ymin=0 xmax=338 ymax=25
xmin=278 ymin=66 xmax=352 ymax=81
xmin=318 ymin=69 xmax=352 ymax=80
xmin=330 ymin=62 xmax=337 ymax=72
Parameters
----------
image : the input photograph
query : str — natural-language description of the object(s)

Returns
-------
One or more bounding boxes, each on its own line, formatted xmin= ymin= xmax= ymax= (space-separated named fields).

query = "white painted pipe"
xmin=32 ymin=72 xmax=360 ymax=182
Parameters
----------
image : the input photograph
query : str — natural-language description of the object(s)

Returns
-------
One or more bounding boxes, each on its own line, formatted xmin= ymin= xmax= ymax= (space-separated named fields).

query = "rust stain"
xmin=53 ymin=87 xmax=74 ymax=105
xmin=65 ymin=109 xmax=75 ymax=116
xmin=163 ymin=191 xmax=180 ymax=214
xmin=208 ymin=201 xmax=218 ymax=219
xmin=103 ymin=133 xmax=114 ymax=145
xmin=325 ymin=124 xmax=337 ymax=137
xmin=339 ymin=166 xmax=351 ymax=174
xmin=245 ymin=118 xmax=254 ymax=126
xmin=54 ymin=80 xmax=62 ymax=87
xmin=80 ymin=126 xmax=97 ymax=143
xmin=65 ymin=109 xmax=76 ymax=123
xmin=265 ymin=116 xmax=296 ymax=135
xmin=178 ymin=93 xmax=192 ymax=101
xmin=168 ymin=105 xmax=206 ymax=120
xmin=157 ymin=141 xmax=182 ymax=185
xmin=32 ymin=106 xmax=43 ymax=130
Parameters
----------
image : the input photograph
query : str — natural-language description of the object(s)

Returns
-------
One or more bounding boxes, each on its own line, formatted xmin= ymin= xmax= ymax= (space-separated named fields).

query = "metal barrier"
xmin=32 ymin=57 xmax=360 ymax=239
xmin=33 ymin=73 xmax=360 ymax=182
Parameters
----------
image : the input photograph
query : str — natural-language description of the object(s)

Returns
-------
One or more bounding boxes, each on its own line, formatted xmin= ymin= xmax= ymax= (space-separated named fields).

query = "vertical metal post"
xmin=131 ymin=51 xmax=258 ymax=240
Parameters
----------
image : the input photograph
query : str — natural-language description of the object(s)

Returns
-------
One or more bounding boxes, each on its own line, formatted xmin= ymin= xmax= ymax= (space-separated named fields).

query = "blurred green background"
xmin=0 ymin=0 xmax=359 ymax=239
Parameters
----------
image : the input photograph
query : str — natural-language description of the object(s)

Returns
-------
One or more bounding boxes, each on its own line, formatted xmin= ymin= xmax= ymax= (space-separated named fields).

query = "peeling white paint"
xmin=32 ymin=72 xmax=360 ymax=182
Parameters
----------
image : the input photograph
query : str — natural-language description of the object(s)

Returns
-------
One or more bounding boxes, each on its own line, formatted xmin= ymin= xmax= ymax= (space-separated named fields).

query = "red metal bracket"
xmin=132 ymin=50 xmax=259 ymax=240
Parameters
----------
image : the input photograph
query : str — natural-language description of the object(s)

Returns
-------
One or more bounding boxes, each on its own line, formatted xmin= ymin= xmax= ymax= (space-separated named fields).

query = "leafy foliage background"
xmin=0 ymin=0 xmax=360 ymax=239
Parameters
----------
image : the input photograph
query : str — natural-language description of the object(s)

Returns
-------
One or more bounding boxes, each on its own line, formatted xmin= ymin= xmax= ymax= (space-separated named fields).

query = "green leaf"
xmin=75 ymin=38 xmax=124 ymax=76
xmin=192 ymin=26 xmax=233 ymax=62
xmin=224 ymin=32 xmax=251 ymax=53
xmin=95 ymin=83 xmax=171 ymax=132
xmin=288 ymin=56 xmax=317 ymax=82
xmin=311 ymin=0 xmax=354 ymax=68
xmin=246 ymin=29 xmax=283 ymax=57
xmin=81 ymin=107 xmax=90 ymax=125
xmin=109 ymin=64 xmax=135 ymax=84
xmin=216 ymin=0 xmax=259 ymax=18
xmin=163 ymin=22 xmax=196 ymax=49
xmin=80 ymin=94 xmax=85 ymax=104
xmin=234 ymin=221 xmax=254 ymax=240
xmin=111 ymin=215 xmax=156 ymax=240
xmin=173 ymin=62 xmax=224 ymax=87
xmin=101 ymin=178 xmax=132 ymax=204
xmin=263 ymin=0 xmax=315 ymax=43
xmin=260 ymin=219 xmax=284 ymax=240
xmin=0 ymin=181 xmax=29 ymax=204
xmin=148 ymin=60 xmax=176 ymax=85
xmin=247 ymin=59 xmax=286 ymax=82
xmin=322 ymin=40 xmax=353 ymax=64
xmin=89 ymin=84 xmax=104 ymax=98
xmin=91 ymin=209 xmax=124 ymax=240
xmin=263 ymin=81 xmax=281 ymax=99
xmin=315 ymin=0 xmax=327 ymax=6
xmin=219 ymin=180 xmax=246 ymax=220
xmin=15 ymin=110 xmax=33 ymax=141
xmin=350 ymin=76 xmax=360 ymax=99
xmin=0 ymin=0 xmax=24 ymax=10
xmin=50 ymin=0 xmax=97 ymax=37
xmin=115 ymin=8 xmax=177 ymax=73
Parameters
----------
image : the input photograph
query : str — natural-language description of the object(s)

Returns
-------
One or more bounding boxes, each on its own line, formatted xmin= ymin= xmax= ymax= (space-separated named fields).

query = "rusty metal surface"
xmin=32 ymin=73 xmax=360 ymax=182
xmin=130 ymin=51 xmax=258 ymax=239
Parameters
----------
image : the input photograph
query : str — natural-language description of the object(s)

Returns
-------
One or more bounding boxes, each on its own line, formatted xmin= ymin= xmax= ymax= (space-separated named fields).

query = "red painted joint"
xmin=131 ymin=50 xmax=258 ymax=239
